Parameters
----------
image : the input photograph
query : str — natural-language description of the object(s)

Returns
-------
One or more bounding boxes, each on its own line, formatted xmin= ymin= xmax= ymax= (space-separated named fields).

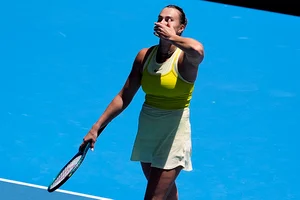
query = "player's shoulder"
xmin=137 ymin=45 xmax=156 ymax=57
xmin=135 ymin=45 xmax=157 ymax=64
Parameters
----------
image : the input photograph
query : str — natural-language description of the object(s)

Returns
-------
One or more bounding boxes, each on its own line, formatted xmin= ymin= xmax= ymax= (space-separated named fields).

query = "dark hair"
xmin=165 ymin=5 xmax=188 ymax=26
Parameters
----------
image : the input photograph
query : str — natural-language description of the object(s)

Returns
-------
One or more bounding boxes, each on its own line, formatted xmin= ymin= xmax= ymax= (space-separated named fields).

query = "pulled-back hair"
xmin=165 ymin=5 xmax=188 ymax=26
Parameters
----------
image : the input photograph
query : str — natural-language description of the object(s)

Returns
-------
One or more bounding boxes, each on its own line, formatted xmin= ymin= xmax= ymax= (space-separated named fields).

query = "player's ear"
xmin=178 ymin=24 xmax=185 ymax=35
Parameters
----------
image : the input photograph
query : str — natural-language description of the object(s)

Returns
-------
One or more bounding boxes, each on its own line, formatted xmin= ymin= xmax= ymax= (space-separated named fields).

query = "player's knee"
xmin=166 ymin=184 xmax=178 ymax=200
xmin=144 ymin=166 xmax=182 ymax=200
xmin=144 ymin=183 xmax=176 ymax=200
xmin=166 ymin=191 xmax=178 ymax=200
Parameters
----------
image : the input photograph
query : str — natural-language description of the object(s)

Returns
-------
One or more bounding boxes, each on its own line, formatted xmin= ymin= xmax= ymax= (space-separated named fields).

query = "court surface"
xmin=0 ymin=0 xmax=299 ymax=199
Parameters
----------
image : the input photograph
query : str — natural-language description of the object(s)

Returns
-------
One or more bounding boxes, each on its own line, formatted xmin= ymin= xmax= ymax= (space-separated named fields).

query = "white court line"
xmin=0 ymin=178 xmax=113 ymax=200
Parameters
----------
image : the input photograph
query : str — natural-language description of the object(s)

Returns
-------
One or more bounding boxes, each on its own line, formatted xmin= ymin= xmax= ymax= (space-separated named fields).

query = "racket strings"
xmin=49 ymin=155 xmax=82 ymax=188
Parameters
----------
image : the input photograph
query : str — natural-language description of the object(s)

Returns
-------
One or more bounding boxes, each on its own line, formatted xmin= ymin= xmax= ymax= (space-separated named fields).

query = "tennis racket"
xmin=47 ymin=125 xmax=107 ymax=192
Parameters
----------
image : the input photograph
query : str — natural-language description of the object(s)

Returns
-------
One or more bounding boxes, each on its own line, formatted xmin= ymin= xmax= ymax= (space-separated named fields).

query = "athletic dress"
xmin=130 ymin=45 xmax=195 ymax=171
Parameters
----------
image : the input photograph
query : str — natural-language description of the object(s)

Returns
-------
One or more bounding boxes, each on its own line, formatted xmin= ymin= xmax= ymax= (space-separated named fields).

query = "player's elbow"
xmin=118 ymin=89 xmax=135 ymax=109
xmin=191 ymin=43 xmax=204 ymax=64
xmin=186 ymin=43 xmax=204 ymax=66
xmin=193 ymin=43 xmax=204 ymax=58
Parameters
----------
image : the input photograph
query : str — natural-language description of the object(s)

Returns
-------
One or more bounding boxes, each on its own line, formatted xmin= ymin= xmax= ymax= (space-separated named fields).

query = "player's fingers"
xmin=79 ymin=135 xmax=91 ymax=149
xmin=156 ymin=30 xmax=165 ymax=37
xmin=154 ymin=25 xmax=161 ymax=32
xmin=90 ymin=140 xmax=95 ymax=151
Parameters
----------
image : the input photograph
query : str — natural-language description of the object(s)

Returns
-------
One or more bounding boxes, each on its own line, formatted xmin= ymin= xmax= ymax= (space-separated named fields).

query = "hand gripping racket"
xmin=47 ymin=125 xmax=107 ymax=192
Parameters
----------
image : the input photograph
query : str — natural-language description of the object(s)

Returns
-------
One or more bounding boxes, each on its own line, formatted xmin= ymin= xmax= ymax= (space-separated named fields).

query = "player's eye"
xmin=165 ymin=17 xmax=172 ymax=22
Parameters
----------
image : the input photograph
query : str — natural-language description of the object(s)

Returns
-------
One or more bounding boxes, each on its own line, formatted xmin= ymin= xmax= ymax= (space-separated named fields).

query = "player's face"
xmin=157 ymin=7 xmax=185 ymax=35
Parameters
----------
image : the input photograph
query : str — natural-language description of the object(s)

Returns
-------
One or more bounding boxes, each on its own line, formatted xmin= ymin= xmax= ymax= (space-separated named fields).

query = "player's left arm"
xmin=168 ymin=35 xmax=204 ymax=67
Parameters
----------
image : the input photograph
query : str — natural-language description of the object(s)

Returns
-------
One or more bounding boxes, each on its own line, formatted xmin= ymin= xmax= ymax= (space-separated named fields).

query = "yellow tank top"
xmin=141 ymin=46 xmax=195 ymax=110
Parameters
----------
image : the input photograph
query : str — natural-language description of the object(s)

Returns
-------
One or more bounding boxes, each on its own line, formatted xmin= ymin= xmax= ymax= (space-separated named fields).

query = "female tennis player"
xmin=80 ymin=4 xmax=204 ymax=200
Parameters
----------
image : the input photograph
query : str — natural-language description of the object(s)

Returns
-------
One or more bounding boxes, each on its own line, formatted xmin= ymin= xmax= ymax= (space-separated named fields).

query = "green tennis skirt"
xmin=130 ymin=103 xmax=193 ymax=171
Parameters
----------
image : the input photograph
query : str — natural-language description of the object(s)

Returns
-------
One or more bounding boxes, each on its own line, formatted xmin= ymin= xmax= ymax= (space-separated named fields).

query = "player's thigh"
xmin=144 ymin=166 xmax=183 ymax=200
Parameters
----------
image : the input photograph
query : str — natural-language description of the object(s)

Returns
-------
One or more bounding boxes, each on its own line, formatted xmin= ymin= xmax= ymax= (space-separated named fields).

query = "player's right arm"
xmin=80 ymin=48 xmax=149 ymax=150
xmin=93 ymin=48 xmax=148 ymax=131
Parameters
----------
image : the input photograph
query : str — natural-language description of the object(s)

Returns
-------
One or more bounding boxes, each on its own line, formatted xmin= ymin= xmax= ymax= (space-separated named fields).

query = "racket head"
xmin=47 ymin=142 xmax=91 ymax=192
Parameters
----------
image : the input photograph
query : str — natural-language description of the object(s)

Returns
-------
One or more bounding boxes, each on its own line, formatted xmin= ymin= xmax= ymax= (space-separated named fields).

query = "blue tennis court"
xmin=1 ymin=0 xmax=299 ymax=199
